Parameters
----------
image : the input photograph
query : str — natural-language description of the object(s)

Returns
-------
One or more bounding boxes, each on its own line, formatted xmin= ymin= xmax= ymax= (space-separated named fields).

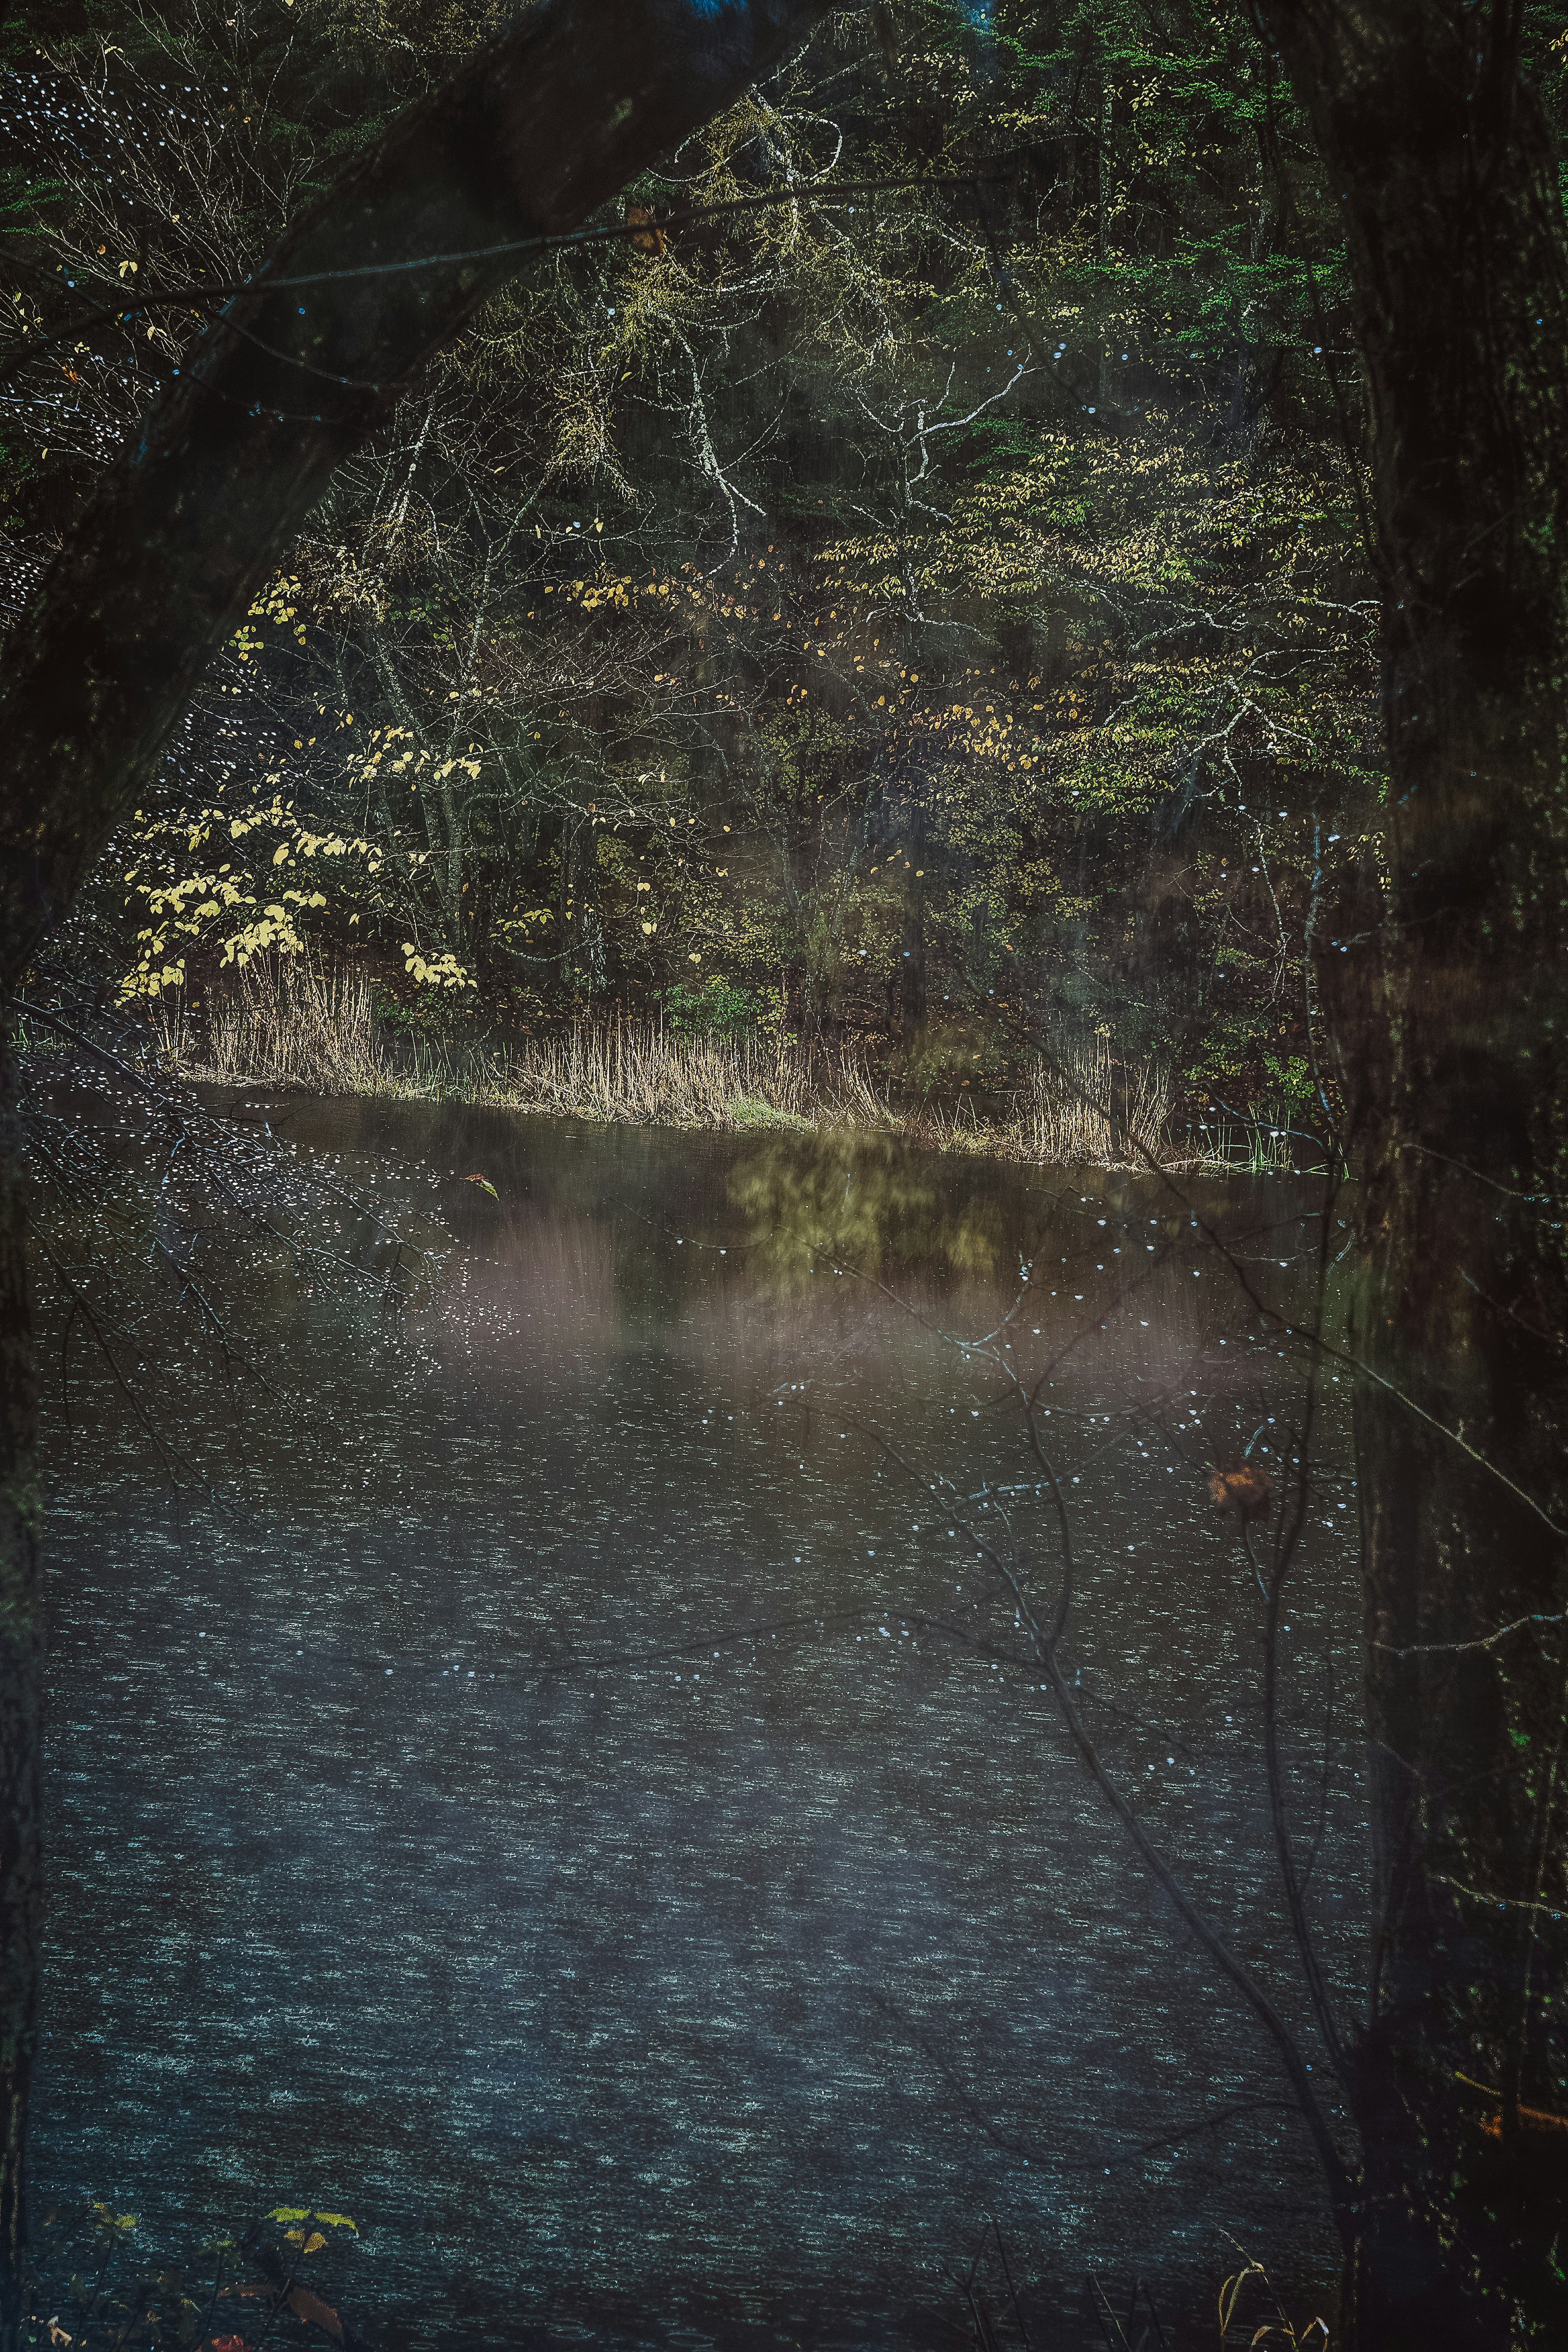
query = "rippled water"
xmin=39 ymin=1096 xmax=1365 ymax=2351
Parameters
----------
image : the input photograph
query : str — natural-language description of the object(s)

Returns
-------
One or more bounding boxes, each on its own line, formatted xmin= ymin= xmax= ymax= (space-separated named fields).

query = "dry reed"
xmin=153 ymin=962 xmax=1221 ymax=1170
xmin=162 ymin=961 xmax=890 ymax=1135
xmin=478 ymin=1021 xmax=862 ymax=1130
xmin=1016 ymin=1038 xmax=1172 ymax=1168
xmin=193 ymin=958 xmax=392 ymax=1095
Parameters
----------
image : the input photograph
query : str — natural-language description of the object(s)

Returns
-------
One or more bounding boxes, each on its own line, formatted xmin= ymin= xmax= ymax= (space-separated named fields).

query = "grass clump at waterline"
xmin=151 ymin=959 xmax=1227 ymax=1172
xmin=156 ymin=962 xmax=871 ymax=1134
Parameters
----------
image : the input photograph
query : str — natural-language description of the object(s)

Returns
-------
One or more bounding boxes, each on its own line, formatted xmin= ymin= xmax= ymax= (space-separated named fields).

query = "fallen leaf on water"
xmin=464 ymin=1174 xmax=499 ymax=1200
xmin=285 ymin=2287 xmax=343 ymax=2340
xmin=1207 ymin=1463 xmax=1274 ymax=1523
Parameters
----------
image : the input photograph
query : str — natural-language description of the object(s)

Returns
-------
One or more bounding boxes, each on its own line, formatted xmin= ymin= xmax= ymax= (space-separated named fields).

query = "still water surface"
xmin=41 ymin=1098 xmax=1365 ymax=2350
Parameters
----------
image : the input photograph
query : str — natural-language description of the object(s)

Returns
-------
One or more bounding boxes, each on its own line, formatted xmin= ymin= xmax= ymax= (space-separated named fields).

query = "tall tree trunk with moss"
xmin=1259 ymin=5 xmax=1568 ymax=2343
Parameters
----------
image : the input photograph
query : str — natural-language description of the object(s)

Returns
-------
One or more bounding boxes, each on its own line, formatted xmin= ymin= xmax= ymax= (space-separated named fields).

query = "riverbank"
xmin=147 ymin=960 xmax=1295 ymax=1175
xmin=38 ymin=1098 xmax=1347 ymax=2350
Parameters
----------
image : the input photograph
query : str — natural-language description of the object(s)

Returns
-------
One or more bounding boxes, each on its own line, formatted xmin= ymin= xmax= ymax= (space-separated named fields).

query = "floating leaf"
xmin=285 ymin=2288 xmax=343 ymax=2341
xmin=267 ymin=2208 xmax=310 ymax=2224
xmin=311 ymin=2214 xmax=356 ymax=2233
xmin=463 ymin=1175 xmax=499 ymax=1200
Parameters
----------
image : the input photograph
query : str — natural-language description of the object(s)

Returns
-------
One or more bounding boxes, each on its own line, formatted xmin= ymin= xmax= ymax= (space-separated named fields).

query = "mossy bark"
xmin=1260 ymin=5 xmax=1568 ymax=2342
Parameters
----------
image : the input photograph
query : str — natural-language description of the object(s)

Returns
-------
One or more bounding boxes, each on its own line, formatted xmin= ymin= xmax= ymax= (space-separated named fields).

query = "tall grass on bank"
xmin=156 ymin=959 xmax=890 ymax=1134
xmin=1186 ymin=1105 xmax=1299 ymax=1175
xmin=155 ymin=958 xmax=389 ymax=1095
xmin=949 ymin=1037 xmax=1172 ymax=1168
xmin=149 ymin=962 xmax=1283 ymax=1172
xmin=474 ymin=1018 xmax=883 ymax=1131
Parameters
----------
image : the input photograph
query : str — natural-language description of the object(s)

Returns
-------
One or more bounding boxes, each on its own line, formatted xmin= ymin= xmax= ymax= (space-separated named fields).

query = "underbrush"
xmin=147 ymin=961 xmax=1300 ymax=1174
xmin=28 ymin=2198 xmax=369 ymax=2352
xmin=27 ymin=2197 xmax=1333 ymax=2352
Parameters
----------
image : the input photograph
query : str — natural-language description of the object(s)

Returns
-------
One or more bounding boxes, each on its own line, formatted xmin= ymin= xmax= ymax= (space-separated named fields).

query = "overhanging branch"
xmin=0 ymin=0 xmax=844 ymax=990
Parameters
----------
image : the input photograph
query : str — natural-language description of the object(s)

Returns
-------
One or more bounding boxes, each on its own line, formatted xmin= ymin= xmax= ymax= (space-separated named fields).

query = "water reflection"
xmin=38 ymin=1099 xmax=1362 ymax=2352
xmin=727 ymin=1132 xmax=1006 ymax=1289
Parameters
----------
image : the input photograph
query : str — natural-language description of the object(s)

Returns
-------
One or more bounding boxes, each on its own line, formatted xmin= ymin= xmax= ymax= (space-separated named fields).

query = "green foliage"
xmin=368 ymin=980 xmax=469 ymax=1038
xmin=9 ymin=0 xmax=1383 ymax=1121
xmin=658 ymin=975 xmax=766 ymax=1037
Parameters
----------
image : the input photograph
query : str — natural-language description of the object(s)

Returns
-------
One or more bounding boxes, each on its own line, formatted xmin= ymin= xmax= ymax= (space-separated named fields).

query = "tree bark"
xmin=0 ymin=1057 xmax=40 ymax=2352
xmin=1258 ymin=6 xmax=1568 ymax=2343
xmin=900 ymin=804 xmax=927 ymax=1047
xmin=0 ymin=0 xmax=837 ymax=2335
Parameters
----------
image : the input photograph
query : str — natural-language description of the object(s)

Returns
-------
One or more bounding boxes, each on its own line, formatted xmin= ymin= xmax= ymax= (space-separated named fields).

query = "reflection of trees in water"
xmin=431 ymin=1200 xmax=620 ymax=1390
xmin=716 ymin=1163 xmax=1361 ymax=2329
xmin=727 ymin=1133 xmax=1005 ymax=1291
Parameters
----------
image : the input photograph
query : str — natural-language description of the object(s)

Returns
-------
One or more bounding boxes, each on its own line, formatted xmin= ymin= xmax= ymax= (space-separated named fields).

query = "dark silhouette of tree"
xmin=1249 ymin=6 xmax=1568 ymax=2346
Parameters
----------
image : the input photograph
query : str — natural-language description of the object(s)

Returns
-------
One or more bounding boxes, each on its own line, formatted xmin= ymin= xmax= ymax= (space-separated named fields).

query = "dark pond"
xmin=38 ymin=1096 xmax=1365 ymax=2352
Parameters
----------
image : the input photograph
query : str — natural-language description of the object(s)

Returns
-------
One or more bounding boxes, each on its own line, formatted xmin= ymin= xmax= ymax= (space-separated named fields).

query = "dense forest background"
xmin=0 ymin=0 xmax=1472 ymax=1130
xmin=7 ymin=8 xmax=1568 ymax=2349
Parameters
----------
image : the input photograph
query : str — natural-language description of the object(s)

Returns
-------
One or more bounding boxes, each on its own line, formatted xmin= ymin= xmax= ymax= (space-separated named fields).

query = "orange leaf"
xmin=624 ymin=203 xmax=666 ymax=257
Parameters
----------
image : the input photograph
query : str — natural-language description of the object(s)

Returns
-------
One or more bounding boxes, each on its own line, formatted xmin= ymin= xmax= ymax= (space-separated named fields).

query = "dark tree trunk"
xmin=0 ymin=0 xmax=835 ymax=2335
xmin=900 ymin=807 xmax=927 ymax=1047
xmin=0 ymin=1052 xmax=40 ymax=2352
xmin=1259 ymin=6 xmax=1568 ymax=2343
xmin=559 ymin=807 xmax=588 ymax=985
